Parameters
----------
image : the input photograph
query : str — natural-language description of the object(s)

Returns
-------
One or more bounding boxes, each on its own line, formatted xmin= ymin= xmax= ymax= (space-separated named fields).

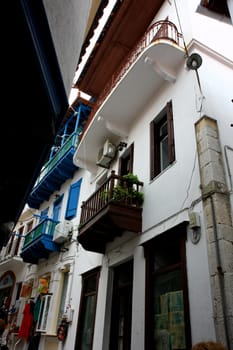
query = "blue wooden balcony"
xmin=20 ymin=218 xmax=59 ymax=264
xmin=27 ymin=132 xmax=78 ymax=208
xmin=27 ymin=102 xmax=92 ymax=209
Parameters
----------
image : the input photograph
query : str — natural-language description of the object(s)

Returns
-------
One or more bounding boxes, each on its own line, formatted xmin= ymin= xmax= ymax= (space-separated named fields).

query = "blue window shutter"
xmin=53 ymin=194 xmax=64 ymax=222
xmin=40 ymin=207 xmax=49 ymax=222
xmin=65 ymin=179 xmax=82 ymax=220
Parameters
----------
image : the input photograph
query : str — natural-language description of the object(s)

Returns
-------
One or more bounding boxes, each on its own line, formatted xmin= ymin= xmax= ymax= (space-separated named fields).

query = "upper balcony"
xmin=0 ymin=236 xmax=25 ymax=271
xmin=73 ymin=20 xmax=185 ymax=173
xmin=27 ymin=102 xmax=92 ymax=209
xmin=20 ymin=218 xmax=60 ymax=264
xmin=78 ymin=171 xmax=143 ymax=253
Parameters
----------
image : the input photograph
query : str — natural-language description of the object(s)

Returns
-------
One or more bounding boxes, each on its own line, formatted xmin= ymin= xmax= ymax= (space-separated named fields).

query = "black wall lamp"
xmin=186 ymin=53 xmax=202 ymax=70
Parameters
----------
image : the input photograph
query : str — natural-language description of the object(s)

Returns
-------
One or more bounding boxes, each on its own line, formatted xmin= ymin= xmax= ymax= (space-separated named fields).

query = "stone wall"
xmin=195 ymin=116 xmax=233 ymax=350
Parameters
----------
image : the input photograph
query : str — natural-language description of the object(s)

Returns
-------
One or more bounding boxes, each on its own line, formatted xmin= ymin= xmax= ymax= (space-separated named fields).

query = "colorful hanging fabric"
xmin=18 ymin=301 xmax=34 ymax=342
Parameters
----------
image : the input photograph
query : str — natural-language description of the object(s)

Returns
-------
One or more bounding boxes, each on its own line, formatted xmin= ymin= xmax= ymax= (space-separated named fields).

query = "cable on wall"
xmin=173 ymin=0 xmax=204 ymax=101
xmin=173 ymin=0 xmax=189 ymax=57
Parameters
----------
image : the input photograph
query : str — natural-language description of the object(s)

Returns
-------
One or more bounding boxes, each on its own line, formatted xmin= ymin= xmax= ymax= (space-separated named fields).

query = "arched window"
xmin=0 ymin=271 xmax=15 ymax=310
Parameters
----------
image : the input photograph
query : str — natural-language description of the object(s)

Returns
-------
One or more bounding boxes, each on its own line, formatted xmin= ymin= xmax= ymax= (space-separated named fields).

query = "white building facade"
xmin=1 ymin=1 xmax=232 ymax=349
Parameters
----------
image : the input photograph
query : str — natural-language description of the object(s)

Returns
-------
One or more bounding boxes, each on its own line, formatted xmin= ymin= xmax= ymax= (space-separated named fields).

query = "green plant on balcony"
xmin=122 ymin=173 xmax=139 ymax=184
xmin=102 ymin=173 xmax=144 ymax=207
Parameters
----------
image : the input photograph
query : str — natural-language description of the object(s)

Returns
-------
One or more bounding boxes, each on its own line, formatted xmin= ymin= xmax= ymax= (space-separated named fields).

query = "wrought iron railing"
xmin=81 ymin=20 xmax=183 ymax=137
xmin=34 ymin=132 xmax=78 ymax=186
xmin=22 ymin=218 xmax=58 ymax=248
xmin=79 ymin=171 xmax=143 ymax=227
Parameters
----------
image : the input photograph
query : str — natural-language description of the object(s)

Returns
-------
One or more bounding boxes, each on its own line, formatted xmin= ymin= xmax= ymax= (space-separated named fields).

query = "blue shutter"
xmin=40 ymin=208 xmax=49 ymax=222
xmin=65 ymin=179 xmax=82 ymax=220
xmin=53 ymin=195 xmax=63 ymax=222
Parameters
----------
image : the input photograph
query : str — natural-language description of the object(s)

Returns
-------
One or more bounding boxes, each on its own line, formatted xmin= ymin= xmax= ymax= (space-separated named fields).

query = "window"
xmin=198 ymin=0 xmax=232 ymax=23
xmin=6 ymin=234 xmax=14 ymax=255
xmin=36 ymin=294 xmax=52 ymax=332
xmin=13 ymin=226 xmax=24 ymax=256
xmin=144 ymin=223 xmax=191 ymax=350
xmin=150 ymin=101 xmax=175 ymax=179
xmin=75 ymin=267 xmax=100 ymax=350
xmin=57 ymin=272 xmax=69 ymax=327
xmin=40 ymin=208 xmax=49 ymax=222
xmin=27 ymin=220 xmax=33 ymax=232
xmin=201 ymin=0 xmax=230 ymax=17
xmin=0 ymin=272 xmax=15 ymax=310
xmin=65 ymin=179 xmax=82 ymax=220
xmin=53 ymin=194 xmax=63 ymax=222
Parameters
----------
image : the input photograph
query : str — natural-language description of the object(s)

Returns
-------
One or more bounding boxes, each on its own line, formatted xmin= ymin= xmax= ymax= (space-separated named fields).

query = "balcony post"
xmin=109 ymin=170 xmax=116 ymax=200
xmin=80 ymin=201 xmax=86 ymax=225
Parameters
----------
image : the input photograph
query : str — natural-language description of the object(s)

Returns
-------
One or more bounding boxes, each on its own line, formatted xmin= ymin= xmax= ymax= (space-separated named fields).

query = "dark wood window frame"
xmin=75 ymin=267 xmax=101 ymax=350
xmin=143 ymin=222 xmax=191 ymax=350
xmin=118 ymin=143 xmax=134 ymax=176
xmin=200 ymin=0 xmax=230 ymax=17
xmin=150 ymin=100 xmax=175 ymax=180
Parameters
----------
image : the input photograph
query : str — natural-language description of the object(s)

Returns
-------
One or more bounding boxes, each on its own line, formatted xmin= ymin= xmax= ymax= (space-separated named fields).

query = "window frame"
xmin=200 ymin=0 xmax=230 ymax=16
xmin=36 ymin=294 xmax=52 ymax=332
xmin=75 ymin=267 xmax=101 ymax=350
xmin=150 ymin=100 xmax=175 ymax=180
xmin=197 ymin=0 xmax=232 ymax=23
xmin=57 ymin=271 xmax=69 ymax=327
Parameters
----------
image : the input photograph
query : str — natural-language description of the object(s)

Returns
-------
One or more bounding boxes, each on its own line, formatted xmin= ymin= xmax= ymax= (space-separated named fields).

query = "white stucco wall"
xmin=17 ymin=1 xmax=233 ymax=349
xmin=43 ymin=0 xmax=92 ymax=95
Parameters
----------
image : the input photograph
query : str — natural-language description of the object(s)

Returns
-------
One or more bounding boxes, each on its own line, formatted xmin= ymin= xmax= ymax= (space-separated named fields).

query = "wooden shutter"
xmin=150 ymin=121 xmax=155 ymax=180
xmin=166 ymin=100 xmax=175 ymax=164
xmin=65 ymin=179 xmax=82 ymax=219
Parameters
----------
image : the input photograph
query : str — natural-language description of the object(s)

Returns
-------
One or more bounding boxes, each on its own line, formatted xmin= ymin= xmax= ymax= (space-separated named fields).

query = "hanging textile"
xmin=18 ymin=301 xmax=34 ymax=342
xmin=33 ymin=296 xmax=41 ymax=323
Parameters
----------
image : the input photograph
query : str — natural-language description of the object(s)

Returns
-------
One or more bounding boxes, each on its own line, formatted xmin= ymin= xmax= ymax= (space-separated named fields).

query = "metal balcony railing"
xmin=22 ymin=218 xmax=58 ymax=248
xmin=34 ymin=132 xmax=78 ymax=186
xmin=81 ymin=20 xmax=183 ymax=137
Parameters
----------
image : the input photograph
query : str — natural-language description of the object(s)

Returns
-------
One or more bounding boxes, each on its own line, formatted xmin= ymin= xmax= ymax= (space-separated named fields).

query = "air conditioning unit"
xmin=53 ymin=221 xmax=72 ymax=244
xmin=96 ymin=139 xmax=116 ymax=168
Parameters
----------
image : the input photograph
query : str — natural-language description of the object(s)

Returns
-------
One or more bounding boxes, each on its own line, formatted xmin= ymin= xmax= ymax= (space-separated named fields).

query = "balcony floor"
xmin=20 ymin=234 xmax=60 ymax=264
xmin=78 ymin=201 xmax=142 ymax=254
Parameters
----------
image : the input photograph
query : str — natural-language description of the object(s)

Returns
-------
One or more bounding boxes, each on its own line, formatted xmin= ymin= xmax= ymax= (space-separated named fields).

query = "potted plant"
xmin=102 ymin=173 xmax=144 ymax=207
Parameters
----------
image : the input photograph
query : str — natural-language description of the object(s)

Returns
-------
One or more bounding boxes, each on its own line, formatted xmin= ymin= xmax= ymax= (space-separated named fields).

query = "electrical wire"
xmin=173 ymin=0 xmax=189 ymax=57
xmin=174 ymin=0 xmax=205 ymax=106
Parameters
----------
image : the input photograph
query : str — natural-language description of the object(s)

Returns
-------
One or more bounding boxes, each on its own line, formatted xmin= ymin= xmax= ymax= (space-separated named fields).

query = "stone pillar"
xmin=195 ymin=116 xmax=233 ymax=350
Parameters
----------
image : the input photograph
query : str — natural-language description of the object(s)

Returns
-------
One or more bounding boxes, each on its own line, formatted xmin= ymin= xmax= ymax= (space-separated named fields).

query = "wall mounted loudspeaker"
xmin=186 ymin=53 xmax=202 ymax=70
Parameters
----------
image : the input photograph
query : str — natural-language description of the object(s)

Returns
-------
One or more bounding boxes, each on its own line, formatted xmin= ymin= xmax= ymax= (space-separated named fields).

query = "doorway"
xmin=109 ymin=260 xmax=133 ymax=350
xmin=119 ymin=143 xmax=134 ymax=176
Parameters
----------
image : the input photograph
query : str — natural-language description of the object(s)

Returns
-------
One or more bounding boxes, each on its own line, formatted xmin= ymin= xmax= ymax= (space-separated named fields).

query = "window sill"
xmin=150 ymin=161 xmax=177 ymax=183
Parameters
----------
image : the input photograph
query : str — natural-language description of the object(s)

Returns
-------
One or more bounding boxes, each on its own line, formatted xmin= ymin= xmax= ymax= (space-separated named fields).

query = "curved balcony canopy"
xmin=73 ymin=20 xmax=185 ymax=173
